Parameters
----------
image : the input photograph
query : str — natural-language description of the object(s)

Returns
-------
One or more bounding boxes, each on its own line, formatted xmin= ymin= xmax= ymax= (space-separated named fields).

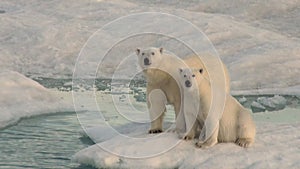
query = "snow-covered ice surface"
xmin=72 ymin=92 xmax=300 ymax=169
xmin=1 ymin=0 xmax=300 ymax=168
xmin=73 ymin=108 xmax=300 ymax=169
xmin=1 ymin=0 xmax=299 ymax=94
xmin=0 ymin=71 xmax=74 ymax=129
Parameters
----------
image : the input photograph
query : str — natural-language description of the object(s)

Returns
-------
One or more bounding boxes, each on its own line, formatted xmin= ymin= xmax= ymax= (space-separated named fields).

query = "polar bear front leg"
xmin=174 ymin=111 xmax=185 ymax=134
xmin=148 ymin=89 xmax=167 ymax=134
xmin=183 ymin=122 xmax=198 ymax=140
xmin=175 ymin=109 xmax=194 ymax=139
xmin=236 ymin=109 xmax=256 ymax=147
xmin=149 ymin=112 xmax=164 ymax=133
xmin=196 ymin=123 xmax=219 ymax=148
xmin=182 ymin=109 xmax=198 ymax=140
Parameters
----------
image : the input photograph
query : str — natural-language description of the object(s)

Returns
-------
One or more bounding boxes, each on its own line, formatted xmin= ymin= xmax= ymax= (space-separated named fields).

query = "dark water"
xmin=0 ymin=112 xmax=95 ymax=169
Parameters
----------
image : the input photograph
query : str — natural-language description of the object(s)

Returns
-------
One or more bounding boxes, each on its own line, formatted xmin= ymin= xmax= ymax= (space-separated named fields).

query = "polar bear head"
xmin=179 ymin=68 xmax=203 ymax=88
xmin=136 ymin=47 xmax=163 ymax=69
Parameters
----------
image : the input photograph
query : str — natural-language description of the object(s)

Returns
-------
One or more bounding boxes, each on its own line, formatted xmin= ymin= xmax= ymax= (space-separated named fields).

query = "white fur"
xmin=148 ymin=89 xmax=167 ymax=129
xmin=179 ymin=68 xmax=256 ymax=148
xmin=136 ymin=47 xmax=183 ymax=133
xmin=136 ymin=47 xmax=231 ymax=134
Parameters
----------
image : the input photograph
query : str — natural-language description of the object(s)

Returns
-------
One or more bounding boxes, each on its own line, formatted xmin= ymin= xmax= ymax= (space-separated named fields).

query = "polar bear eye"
xmin=151 ymin=52 xmax=155 ymax=55
xmin=142 ymin=53 xmax=145 ymax=55
xmin=183 ymin=75 xmax=186 ymax=78
xmin=192 ymin=74 xmax=195 ymax=77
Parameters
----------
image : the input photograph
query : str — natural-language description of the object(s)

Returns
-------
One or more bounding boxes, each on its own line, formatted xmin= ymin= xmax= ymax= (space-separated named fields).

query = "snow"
xmin=257 ymin=95 xmax=286 ymax=110
xmin=251 ymin=101 xmax=266 ymax=113
xmin=0 ymin=71 xmax=74 ymax=129
xmin=1 ymin=0 xmax=299 ymax=94
xmin=251 ymin=95 xmax=288 ymax=112
xmin=72 ymin=91 xmax=300 ymax=168
xmin=1 ymin=0 xmax=300 ymax=168
xmin=271 ymin=95 xmax=287 ymax=109
xmin=73 ymin=108 xmax=300 ymax=169
xmin=238 ymin=96 xmax=247 ymax=104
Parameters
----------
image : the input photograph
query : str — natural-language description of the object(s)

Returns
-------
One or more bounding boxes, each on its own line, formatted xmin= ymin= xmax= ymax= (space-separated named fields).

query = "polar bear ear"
xmin=179 ymin=68 xmax=183 ymax=73
xmin=136 ymin=48 xmax=140 ymax=55
xmin=159 ymin=47 xmax=163 ymax=54
xmin=199 ymin=68 xmax=203 ymax=74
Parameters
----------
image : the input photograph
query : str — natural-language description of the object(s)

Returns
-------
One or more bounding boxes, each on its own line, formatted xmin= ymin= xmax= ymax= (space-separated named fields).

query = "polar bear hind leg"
xmin=236 ymin=109 xmax=256 ymax=148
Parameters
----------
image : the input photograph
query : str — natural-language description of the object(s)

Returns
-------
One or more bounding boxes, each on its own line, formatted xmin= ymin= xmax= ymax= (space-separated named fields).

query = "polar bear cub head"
xmin=179 ymin=68 xmax=204 ymax=88
xmin=136 ymin=47 xmax=164 ymax=69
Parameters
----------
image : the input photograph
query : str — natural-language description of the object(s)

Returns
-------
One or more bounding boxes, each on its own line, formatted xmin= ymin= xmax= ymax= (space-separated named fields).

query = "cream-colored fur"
xmin=135 ymin=47 xmax=230 ymax=133
xmin=179 ymin=68 xmax=256 ymax=148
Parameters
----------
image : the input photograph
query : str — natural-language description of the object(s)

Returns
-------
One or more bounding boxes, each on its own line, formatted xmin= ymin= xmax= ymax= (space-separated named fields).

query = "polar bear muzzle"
xmin=185 ymin=80 xmax=192 ymax=87
xmin=144 ymin=58 xmax=151 ymax=66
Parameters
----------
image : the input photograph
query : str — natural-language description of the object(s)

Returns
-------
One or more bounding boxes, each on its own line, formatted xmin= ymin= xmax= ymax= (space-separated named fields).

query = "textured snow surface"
xmin=1 ymin=1 xmax=299 ymax=168
xmin=73 ymin=110 xmax=300 ymax=169
xmin=0 ymin=71 xmax=73 ymax=129
xmin=1 ymin=0 xmax=299 ymax=93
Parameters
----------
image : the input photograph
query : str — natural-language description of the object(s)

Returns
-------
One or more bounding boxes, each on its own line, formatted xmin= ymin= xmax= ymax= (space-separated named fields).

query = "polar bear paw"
xmin=195 ymin=140 xmax=217 ymax=148
xmin=235 ymin=138 xmax=253 ymax=148
xmin=183 ymin=135 xmax=193 ymax=140
xmin=183 ymin=133 xmax=195 ymax=140
xmin=149 ymin=129 xmax=163 ymax=134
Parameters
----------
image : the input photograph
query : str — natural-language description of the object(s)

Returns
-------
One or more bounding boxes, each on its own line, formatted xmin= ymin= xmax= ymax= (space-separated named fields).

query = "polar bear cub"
xmin=136 ymin=47 xmax=231 ymax=134
xmin=179 ymin=68 xmax=256 ymax=148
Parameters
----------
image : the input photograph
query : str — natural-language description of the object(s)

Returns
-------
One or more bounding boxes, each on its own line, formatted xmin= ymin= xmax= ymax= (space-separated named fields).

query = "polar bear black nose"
xmin=144 ymin=58 xmax=150 ymax=65
xmin=185 ymin=80 xmax=192 ymax=87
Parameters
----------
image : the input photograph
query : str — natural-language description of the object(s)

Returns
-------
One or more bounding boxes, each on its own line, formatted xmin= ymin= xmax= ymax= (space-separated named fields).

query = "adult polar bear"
xmin=136 ymin=47 xmax=230 ymax=134
xmin=178 ymin=68 xmax=256 ymax=148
